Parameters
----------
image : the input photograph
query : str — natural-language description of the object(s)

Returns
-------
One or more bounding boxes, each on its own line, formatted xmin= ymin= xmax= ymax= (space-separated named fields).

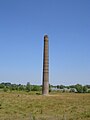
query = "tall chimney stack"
xmin=42 ymin=35 xmax=49 ymax=95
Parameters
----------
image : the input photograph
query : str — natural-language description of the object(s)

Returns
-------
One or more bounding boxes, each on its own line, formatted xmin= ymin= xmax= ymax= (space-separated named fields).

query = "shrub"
xmin=83 ymin=86 xmax=88 ymax=93
xmin=75 ymin=84 xmax=83 ymax=93
xmin=3 ymin=87 xmax=8 ymax=92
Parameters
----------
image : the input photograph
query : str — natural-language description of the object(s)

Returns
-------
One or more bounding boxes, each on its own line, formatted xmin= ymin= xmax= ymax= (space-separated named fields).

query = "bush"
xmin=75 ymin=84 xmax=83 ymax=93
xmin=70 ymin=88 xmax=76 ymax=93
xmin=32 ymin=85 xmax=40 ymax=91
xmin=26 ymin=82 xmax=31 ymax=92
xmin=3 ymin=87 xmax=8 ymax=92
xmin=87 ymin=90 xmax=90 ymax=93
xmin=83 ymin=86 xmax=88 ymax=93
xmin=0 ymin=84 xmax=5 ymax=89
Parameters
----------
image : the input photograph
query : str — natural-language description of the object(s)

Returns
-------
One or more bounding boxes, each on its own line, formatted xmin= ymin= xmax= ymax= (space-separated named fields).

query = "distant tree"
xmin=0 ymin=84 xmax=5 ymax=89
xmin=3 ymin=86 xmax=8 ymax=92
xmin=83 ymin=86 xmax=88 ymax=93
xmin=70 ymin=88 xmax=76 ymax=93
xmin=32 ymin=85 xmax=40 ymax=91
xmin=60 ymin=85 xmax=65 ymax=89
xmin=10 ymin=84 xmax=17 ymax=90
xmin=75 ymin=84 xmax=83 ymax=93
xmin=87 ymin=89 xmax=90 ymax=93
xmin=69 ymin=85 xmax=75 ymax=88
xmin=66 ymin=86 xmax=70 ymax=89
xmin=5 ymin=82 xmax=11 ymax=87
xmin=26 ymin=82 xmax=31 ymax=92
xmin=18 ymin=85 xmax=24 ymax=91
xmin=57 ymin=85 xmax=60 ymax=89
xmin=85 ymin=85 xmax=90 ymax=89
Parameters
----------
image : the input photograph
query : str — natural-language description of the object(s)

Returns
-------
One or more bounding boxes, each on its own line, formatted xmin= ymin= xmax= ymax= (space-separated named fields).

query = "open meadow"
xmin=0 ymin=92 xmax=90 ymax=120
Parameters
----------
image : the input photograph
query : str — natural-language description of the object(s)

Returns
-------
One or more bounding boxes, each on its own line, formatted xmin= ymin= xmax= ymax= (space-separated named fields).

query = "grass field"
xmin=0 ymin=91 xmax=90 ymax=120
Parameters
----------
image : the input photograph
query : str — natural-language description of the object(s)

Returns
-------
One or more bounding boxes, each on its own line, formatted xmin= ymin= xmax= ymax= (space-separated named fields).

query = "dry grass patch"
xmin=0 ymin=92 xmax=90 ymax=120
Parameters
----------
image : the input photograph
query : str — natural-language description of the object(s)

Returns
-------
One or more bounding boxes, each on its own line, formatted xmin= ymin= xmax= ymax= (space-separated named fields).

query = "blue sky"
xmin=0 ymin=0 xmax=90 ymax=85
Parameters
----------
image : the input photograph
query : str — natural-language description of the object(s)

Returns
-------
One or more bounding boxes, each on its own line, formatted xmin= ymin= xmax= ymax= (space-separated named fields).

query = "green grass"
xmin=0 ymin=91 xmax=90 ymax=120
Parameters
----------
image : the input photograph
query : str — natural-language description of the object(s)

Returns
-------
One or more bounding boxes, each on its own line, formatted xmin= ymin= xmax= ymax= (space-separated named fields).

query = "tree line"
xmin=51 ymin=84 xmax=90 ymax=93
xmin=0 ymin=82 xmax=90 ymax=93
xmin=0 ymin=82 xmax=41 ymax=92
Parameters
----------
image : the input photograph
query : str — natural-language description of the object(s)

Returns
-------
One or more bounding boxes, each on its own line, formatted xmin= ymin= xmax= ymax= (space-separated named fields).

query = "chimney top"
xmin=44 ymin=35 xmax=48 ymax=40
